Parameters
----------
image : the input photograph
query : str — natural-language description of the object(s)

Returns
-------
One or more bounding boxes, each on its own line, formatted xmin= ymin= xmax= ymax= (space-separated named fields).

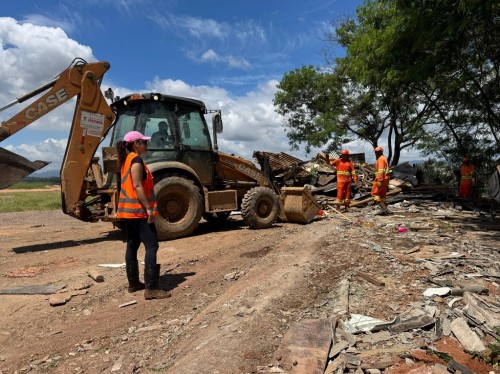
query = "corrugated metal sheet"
xmin=253 ymin=151 xmax=304 ymax=172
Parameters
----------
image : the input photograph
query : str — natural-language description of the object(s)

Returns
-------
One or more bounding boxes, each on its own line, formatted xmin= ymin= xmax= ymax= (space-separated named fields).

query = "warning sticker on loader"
xmin=81 ymin=111 xmax=105 ymax=137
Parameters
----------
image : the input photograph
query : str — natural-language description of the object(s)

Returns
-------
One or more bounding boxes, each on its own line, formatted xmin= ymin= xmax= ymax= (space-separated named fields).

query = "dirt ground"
xmin=0 ymin=203 xmax=499 ymax=374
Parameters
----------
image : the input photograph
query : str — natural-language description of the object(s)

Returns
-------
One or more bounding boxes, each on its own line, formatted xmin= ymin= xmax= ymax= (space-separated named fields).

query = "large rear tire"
xmin=241 ymin=187 xmax=279 ymax=229
xmin=154 ymin=176 xmax=203 ymax=240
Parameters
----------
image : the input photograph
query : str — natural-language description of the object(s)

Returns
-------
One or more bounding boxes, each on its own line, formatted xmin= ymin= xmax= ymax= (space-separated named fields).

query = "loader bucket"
xmin=280 ymin=186 xmax=321 ymax=224
xmin=0 ymin=147 xmax=50 ymax=189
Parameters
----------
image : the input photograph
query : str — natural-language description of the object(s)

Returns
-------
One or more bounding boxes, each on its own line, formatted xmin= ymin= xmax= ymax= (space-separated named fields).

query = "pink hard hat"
xmin=341 ymin=149 xmax=350 ymax=155
xmin=124 ymin=131 xmax=151 ymax=143
xmin=374 ymin=146 xmax=384 ymax=152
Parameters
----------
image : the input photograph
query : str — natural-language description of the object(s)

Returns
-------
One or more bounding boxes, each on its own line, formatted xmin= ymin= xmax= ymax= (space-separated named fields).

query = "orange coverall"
xmin=330 ymin=158 xmax=357 ymax=207
xmin=371 ymin=155 xmax=390 ymax=202
xmin=458 ymin=164 xmax=475 ymax=197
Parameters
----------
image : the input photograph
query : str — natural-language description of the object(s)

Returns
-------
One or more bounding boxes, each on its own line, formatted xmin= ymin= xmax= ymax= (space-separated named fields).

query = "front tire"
xmin=154 ymin=176 xmax=203 ymax=240
xmin=241 ymin=187 xmax=279 ymax=229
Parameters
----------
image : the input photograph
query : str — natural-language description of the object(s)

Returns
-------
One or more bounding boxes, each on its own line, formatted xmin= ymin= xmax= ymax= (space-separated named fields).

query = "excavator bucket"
xmin=280 ymin=186 xmax=321 ymax=224
xmin=0 ymin=147 xmax=50 ymax=189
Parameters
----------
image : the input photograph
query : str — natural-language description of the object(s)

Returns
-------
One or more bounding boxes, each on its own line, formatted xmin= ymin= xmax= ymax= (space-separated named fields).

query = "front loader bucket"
xmin=0 ymin=147 xmax=50 ymax=189
xmin=280 ymin=186 xmax=321 ymax=224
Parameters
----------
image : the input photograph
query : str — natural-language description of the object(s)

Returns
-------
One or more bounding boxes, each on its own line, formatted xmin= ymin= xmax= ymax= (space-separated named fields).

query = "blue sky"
xmin=0 ymin=0 xmax=368 ymax=174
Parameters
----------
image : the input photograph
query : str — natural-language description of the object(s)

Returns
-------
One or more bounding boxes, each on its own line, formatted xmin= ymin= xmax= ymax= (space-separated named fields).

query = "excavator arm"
xmin=0 ymin=58 xmax=116 ymax=220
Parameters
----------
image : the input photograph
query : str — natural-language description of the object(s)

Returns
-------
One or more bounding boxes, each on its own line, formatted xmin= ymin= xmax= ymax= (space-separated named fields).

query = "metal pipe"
xmin=0 ymin=76 xmax=59 ymax=113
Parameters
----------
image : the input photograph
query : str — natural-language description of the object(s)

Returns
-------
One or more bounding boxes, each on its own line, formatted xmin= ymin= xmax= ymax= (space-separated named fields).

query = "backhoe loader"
xmin=0 ymin=58 xmax=318 ymax=240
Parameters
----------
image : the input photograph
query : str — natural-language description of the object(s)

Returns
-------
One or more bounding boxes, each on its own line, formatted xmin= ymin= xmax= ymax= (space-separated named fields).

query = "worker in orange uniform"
xmin=458 ymin=156 xmax=475 ymax=198
xmin=372 ymin=146 xmax=392 ymax=215
xmin=325 ymin=150 xmax=357 ymax=212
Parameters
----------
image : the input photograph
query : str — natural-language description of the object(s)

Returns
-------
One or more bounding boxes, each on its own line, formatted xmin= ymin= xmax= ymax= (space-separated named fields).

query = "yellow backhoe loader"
xmin=0 ymin=58 xmax=318 ymax=240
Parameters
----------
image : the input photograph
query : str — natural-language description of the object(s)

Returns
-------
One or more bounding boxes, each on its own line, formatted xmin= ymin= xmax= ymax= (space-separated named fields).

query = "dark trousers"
xmin=123 ymin=218 xmax=159 ymax=265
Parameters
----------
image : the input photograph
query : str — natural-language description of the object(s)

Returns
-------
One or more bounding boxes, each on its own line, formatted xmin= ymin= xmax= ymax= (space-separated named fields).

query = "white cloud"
xmin=200 ymin=49 xmax=251 ymax=69
xmin=5 ymin=138 xmax=67 ymax=173
xmin=152 ymin=14 xmax=266 ymax=43
xmin=151 ymin=14 xmax=264 ymax=70
xmin=0 ymin=17 xmax=94 ymax=96
xmin=0 ymin=17 xmax=96 ymax=135
xmin=146 ymin=76 xmax=318 ymax=162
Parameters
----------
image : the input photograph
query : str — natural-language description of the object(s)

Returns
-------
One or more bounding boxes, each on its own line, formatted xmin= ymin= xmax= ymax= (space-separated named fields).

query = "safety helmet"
xmin=341 ymin=149 xmax=350 ymax=155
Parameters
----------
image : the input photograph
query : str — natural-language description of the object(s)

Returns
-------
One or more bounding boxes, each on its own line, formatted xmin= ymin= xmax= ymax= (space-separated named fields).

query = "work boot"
xmin=126 ymin=260 xmax=145 ymax=293
xmin=374 ymin=208 xmax=387 ymax=216
xmin=144 ymin=264 xmax=171 ymax=300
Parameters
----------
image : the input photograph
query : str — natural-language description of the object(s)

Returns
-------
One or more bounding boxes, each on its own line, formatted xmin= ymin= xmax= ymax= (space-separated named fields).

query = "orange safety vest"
xmin=117 ymin=152 xmax=158 ymax=219
xmin=374 ymin=155 xmax=390 ymax=183
xmin=460 ymin=164 xmax=475 ymax=182
xmin=330 ymin=158 xmax=357 ymax=183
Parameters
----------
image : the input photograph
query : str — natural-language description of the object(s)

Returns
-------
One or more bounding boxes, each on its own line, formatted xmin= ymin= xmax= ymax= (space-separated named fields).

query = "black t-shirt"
xmin=131 ymin=156 xmax=147 ymax=181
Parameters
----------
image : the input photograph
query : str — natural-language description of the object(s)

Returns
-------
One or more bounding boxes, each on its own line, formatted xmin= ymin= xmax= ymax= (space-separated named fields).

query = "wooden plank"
xmin=274 ymin=319 xmax=332 ymax=373
xmin=350 ymin=187 xmax=402 ymax=207
xmin=356 ymin=271 xmax=385 ymax=287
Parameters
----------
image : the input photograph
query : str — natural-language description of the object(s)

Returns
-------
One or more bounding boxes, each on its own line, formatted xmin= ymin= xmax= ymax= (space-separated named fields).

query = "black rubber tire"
xmin=241 ymin=187 xmax=279 ymax=229
xmin=154 ymin=176 xmax=203 ymax=240
xmin=202 ymin=211 xmax=231 ymax=222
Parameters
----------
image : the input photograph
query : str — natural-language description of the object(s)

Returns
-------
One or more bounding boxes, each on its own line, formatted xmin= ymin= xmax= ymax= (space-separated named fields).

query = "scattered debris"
xmin=118 ymin=300 xmax=137 ymax=308
xmin=356 ymin=271 xmax=385 ymax=287
xmin=0 ymin=283 xmax=66 ymax=295
xmin=98 ymin=263 xmax=125 ymax=268
xmin=49 ymin=289 xmax=88 ymax=306
xmin=87 ymin=267 xmax=105 ymax=283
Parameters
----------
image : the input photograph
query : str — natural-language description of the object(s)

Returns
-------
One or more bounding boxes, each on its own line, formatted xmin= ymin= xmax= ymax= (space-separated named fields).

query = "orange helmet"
xmin=341 ymin=149 xmax=350 ymax=155
xmin=374 ymin=146 xmax=384 ymax=152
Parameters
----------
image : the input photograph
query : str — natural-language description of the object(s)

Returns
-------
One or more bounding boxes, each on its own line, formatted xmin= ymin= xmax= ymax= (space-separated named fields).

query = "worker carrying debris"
xmin=322 ymin=150 xmax=357 ymax=212
xmin=372 ymin=146 xmax=392 ymax=215
xmin=458 ymin=156 xmax=475 ymax=198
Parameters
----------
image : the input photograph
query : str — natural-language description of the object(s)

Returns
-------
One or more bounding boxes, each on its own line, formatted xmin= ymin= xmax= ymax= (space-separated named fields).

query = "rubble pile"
xmin=323 ymin=207 xmax=500 ymax=374
xmin=268 ymin=184 xmax=500 ymax=373
xmin=255 ymin=151 xmax=500 ymax=215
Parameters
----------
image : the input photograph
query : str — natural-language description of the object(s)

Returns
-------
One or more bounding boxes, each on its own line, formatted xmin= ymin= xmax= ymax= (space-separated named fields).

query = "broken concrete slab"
xmin=49 ymin=289 xmax=88 ymax=307
xmin=360 ymin=330 xmax=393 ymax=344
xmin=0 ymin=283 xmax=66 ymax=295
xmin=462 ymin=291 xmax=500 ymax=331
xmin=450 ymin=317 xmax=486 ymax=352
xmin=273 ymin=319 xmax=332 ymax=373
xmin=328 ymin=340 xmax=348 ymax=359
xmin=332 ymin=278 xmax=349 ymax=316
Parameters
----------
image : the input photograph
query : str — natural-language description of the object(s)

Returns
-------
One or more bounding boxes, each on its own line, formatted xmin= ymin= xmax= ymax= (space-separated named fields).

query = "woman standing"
xmin=116 ymin=131 xmax=171 ymax=300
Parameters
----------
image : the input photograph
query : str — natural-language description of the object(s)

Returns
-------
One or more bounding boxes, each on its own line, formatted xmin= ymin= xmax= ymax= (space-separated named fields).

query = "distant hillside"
xmin=22 ymin=176 xmax=61 ymax=184
xmin=31 ymin=169 xmax=60 ymax=178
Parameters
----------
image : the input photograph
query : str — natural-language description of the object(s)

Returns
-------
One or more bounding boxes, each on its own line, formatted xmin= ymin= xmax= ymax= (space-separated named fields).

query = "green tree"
xmin=344 ymin=0 xmax=500 ymax=162
xmin=275 ymin=0 xmax=499 ymax=169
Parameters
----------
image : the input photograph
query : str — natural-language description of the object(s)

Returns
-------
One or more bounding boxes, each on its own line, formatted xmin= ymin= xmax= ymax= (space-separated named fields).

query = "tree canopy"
xmin=274 ymin=0 xmax=499 ymax=172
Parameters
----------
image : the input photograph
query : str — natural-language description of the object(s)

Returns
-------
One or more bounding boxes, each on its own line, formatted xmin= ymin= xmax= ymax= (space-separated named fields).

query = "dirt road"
xmin=0 ymin=208 xmax=498 ymax=373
